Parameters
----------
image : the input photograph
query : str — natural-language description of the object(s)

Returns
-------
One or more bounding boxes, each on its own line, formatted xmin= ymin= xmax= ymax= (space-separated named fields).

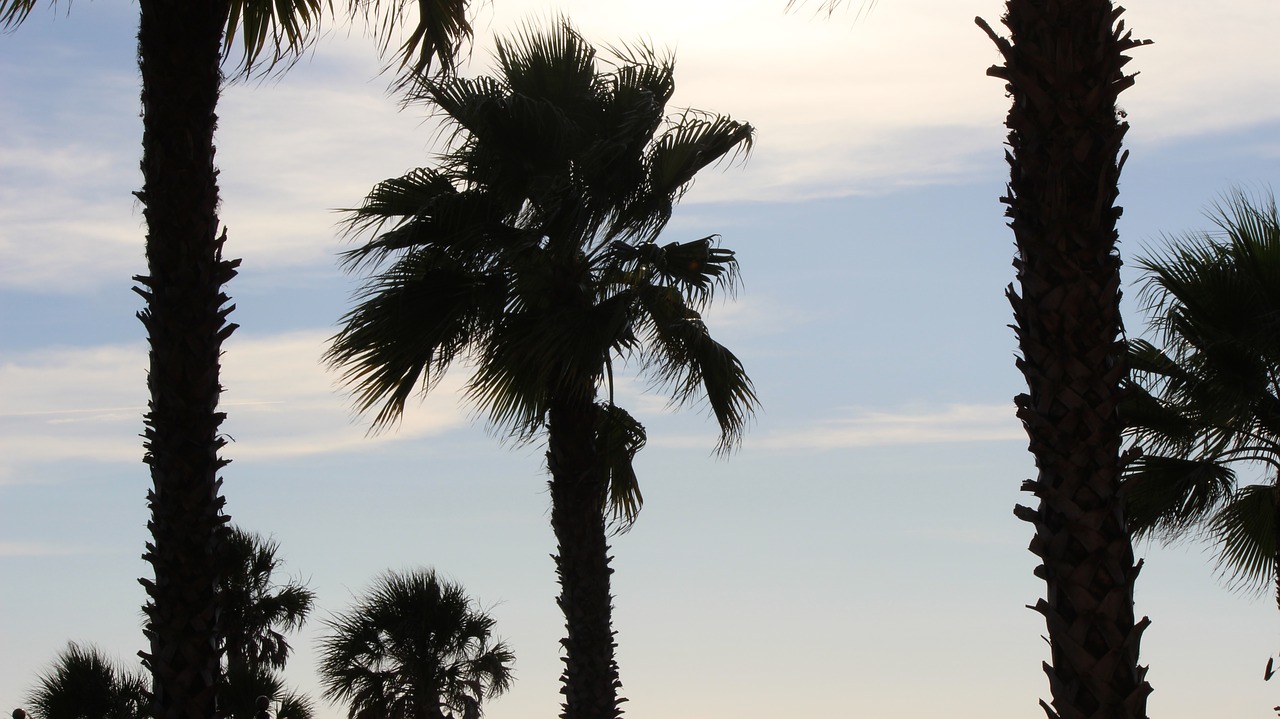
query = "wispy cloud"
xmin=0 ymin=331 xmax=475 ymax=478
xmin=646 ymin=403 xmax=1024 ymax=451
xmin=6 ymin=0 xmax=1278 ymax=292
xmin=753 ymin=403 xmax=1023 ymax=450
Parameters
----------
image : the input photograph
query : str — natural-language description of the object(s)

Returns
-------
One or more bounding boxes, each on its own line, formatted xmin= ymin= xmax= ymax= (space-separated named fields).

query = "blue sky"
xmin=2 ymin=0 xmax=1280 ymax=717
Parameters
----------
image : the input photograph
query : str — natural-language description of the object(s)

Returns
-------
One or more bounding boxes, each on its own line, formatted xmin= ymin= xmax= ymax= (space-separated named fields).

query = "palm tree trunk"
xmin=546 ymin=392 xmax=623 ymax=719
xmin=978 ymin=2 xmax=1152 ymax=717
xmin=134 ymin=2 xmax=237 ymax=719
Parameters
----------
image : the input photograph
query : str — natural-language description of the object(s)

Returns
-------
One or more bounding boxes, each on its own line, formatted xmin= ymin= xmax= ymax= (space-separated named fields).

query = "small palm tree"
xmin=325 ymin=20 xmax=756 ymax=719
xmin=221 ymin=527 xmax=316 ymax=676
xmin=219 ymin=527 xmax=317 ymax=719
xmin=1123 ymin=189 xmax=1280 ymax=599
xmin=317 ymin=569 xmax=514 ymax=719
xmin=22 ymin=643 xmax=149 ymax=719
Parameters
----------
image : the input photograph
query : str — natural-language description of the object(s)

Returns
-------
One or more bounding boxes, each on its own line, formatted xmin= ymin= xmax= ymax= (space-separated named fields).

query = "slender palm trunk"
xmin=134 ymin=2 xmax=237 ymax=719
xmin=979 ymin=2 xmax=1152 ymax=717
xmin=546 ymin=391 xmax=623 ymax=719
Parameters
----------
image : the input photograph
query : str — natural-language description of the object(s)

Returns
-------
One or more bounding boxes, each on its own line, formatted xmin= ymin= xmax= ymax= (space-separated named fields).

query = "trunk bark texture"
xmin=978 ymin=3 xmax=1153 ymax=718
xmin=135 ymin=2 xmax=237 ymax=719
xmin=547 ymin=392 xmax=623 ymax=719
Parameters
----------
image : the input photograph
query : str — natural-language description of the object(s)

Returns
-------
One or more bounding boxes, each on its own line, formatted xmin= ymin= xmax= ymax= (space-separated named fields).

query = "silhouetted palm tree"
xmin=0 ymin=4 xmax=472 ymax=719
xmin=221 ymin=527 xmax=316 ymax=676
xmin=317 ymin=569 xmax=514 ymax=719
xmin=21 ymin=643 xmax=149 ymax=719
xmin=1123 ymin=190 xmax=1280 ymax=600
xmin=975 ymin=1 xmax=1154 ymax=717
xmin=326 ymin=21 xmax=755 ymax=719
xmin=219 ymin=527 xmax=317 ymax=719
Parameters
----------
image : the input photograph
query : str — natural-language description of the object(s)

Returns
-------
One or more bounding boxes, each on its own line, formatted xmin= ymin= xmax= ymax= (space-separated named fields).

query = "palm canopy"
xmin=22 ymin=643 xmax=150 ymax=719
xmin=1 ymin=0 xmax=471 ymax=80
xmin=220 ymin=526 xmax=316 ymax=673
xmin=327 ymin=20 xmax=756 ymax=525
xmin=1122 ymin=188 xmax=1280 ymax=594
xmin=317 ymin=569 xmax=514 ymax=719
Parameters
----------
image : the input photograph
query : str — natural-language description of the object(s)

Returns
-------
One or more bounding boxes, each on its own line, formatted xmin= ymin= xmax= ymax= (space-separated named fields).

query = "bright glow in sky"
xmin=3 ymin=0 xmax=1280 ymax=717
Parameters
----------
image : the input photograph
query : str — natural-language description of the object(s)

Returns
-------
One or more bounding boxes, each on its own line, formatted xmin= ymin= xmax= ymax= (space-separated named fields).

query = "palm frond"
xmin=1122 ymin=455 xmax=1236 ymax=540
xmin=595 ymin=402 xmax=647 ymax=531
xmin=614 ymin=112 xmax=753 ymax=242
xmin=0 ymin=0 xmax=40 ymax=29
xmin=223 ymin=0 xmax=326 ymax=77
xmin=350 ymin=0 xmax=474 ymax=84
xmin=635 ymin=284 xmax=756 ymax=453
xmin=1208 ymin=483 xmax=1278 ymax=595
xmin=495 ymin=19 xmax=598 ymax=115
xmin=329 ymin=253 xmax=505 ymax=430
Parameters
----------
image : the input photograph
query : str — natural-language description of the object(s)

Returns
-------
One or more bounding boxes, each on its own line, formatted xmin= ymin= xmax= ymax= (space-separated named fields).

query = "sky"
xmin=2 ymin=0 xmax=1280 ymax=717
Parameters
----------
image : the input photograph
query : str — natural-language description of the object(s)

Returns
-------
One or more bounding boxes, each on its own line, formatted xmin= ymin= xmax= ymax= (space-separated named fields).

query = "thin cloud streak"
xmin=0 ymin=332 xmax=475 ymax=474
xmin=651 ymin=403 xmax=1024 ymax=451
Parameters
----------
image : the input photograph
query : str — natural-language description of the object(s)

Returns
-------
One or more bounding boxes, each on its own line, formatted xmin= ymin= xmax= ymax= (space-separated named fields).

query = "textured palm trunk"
xmin=978 ymin=3 xmax=1152 ymax=718
xmin=134 ymin=2 xmax=236 ymax=719
xmin=547 ymin=391 xmax=623 ymax=719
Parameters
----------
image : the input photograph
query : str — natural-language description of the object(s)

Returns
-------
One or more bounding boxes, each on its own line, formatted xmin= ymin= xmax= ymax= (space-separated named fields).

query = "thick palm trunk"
xmin=134 ymin=2 xmax=237 ymax=719
xmin=978 ymin=3 xmax=1152 ymax=718
xmin=546 ymin=393 xmax=623 ymax=719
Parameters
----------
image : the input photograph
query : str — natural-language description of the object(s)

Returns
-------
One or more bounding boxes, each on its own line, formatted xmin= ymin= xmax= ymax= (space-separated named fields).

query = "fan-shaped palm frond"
xmin=1208 ymin=483 xmax=1278 ymax=594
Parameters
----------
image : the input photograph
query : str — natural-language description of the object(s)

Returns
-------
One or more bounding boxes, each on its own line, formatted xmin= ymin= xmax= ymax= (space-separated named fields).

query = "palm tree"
xmin=21 ymin=643 xmax=149 ymax=719
xmin=0 ymin=4 xmax=472 ymax=719
xmin=974 ymin=2 xmax=1154 ymax=717
xmin=325 ymin=21 xmax=756 ymax=719
xmin=219 ymin=526 xmax=317 ymax=719
xmin=220 ymin=527 xmax=316 ymax=677
xmin=1122 ymin=190 xmax=1280 ymax=604
xmin=317 ymin=569 xmax=515 ymax=719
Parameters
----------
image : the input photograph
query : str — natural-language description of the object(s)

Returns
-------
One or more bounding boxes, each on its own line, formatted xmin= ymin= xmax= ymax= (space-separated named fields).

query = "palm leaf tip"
xmin=1 ymin=0 xmax=39 ymax=29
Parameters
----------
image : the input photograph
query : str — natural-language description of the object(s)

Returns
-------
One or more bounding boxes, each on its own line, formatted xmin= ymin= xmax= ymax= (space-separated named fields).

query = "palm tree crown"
xmin=317 ymin=569 xmax=514 ymax=719
xmin=1123 ymin=189 xmax=1280 ymax=596
xmin=328 ymin=18 xmax=756 ymax=468
xmin=21 ymin=643 xmax=150 ymax=719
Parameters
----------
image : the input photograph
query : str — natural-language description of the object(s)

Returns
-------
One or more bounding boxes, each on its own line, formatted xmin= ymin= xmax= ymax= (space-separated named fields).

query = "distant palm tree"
xmin=325 ymin=20 xmax=756 ymax=719
xmin=317 ymin=569 xmax=514 ymax=719
xmin=0 ymin=4 xmax=472 ymax=719
xmin=21 ymin=643 xmax=149 ymax=719
xmin=219 ymin=527 xmax=317 ymax=719
xmin=1123 ymin=190 xmax=1280 ymax=599
xmin=220 ymin=527 xmax=316 ymax=676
